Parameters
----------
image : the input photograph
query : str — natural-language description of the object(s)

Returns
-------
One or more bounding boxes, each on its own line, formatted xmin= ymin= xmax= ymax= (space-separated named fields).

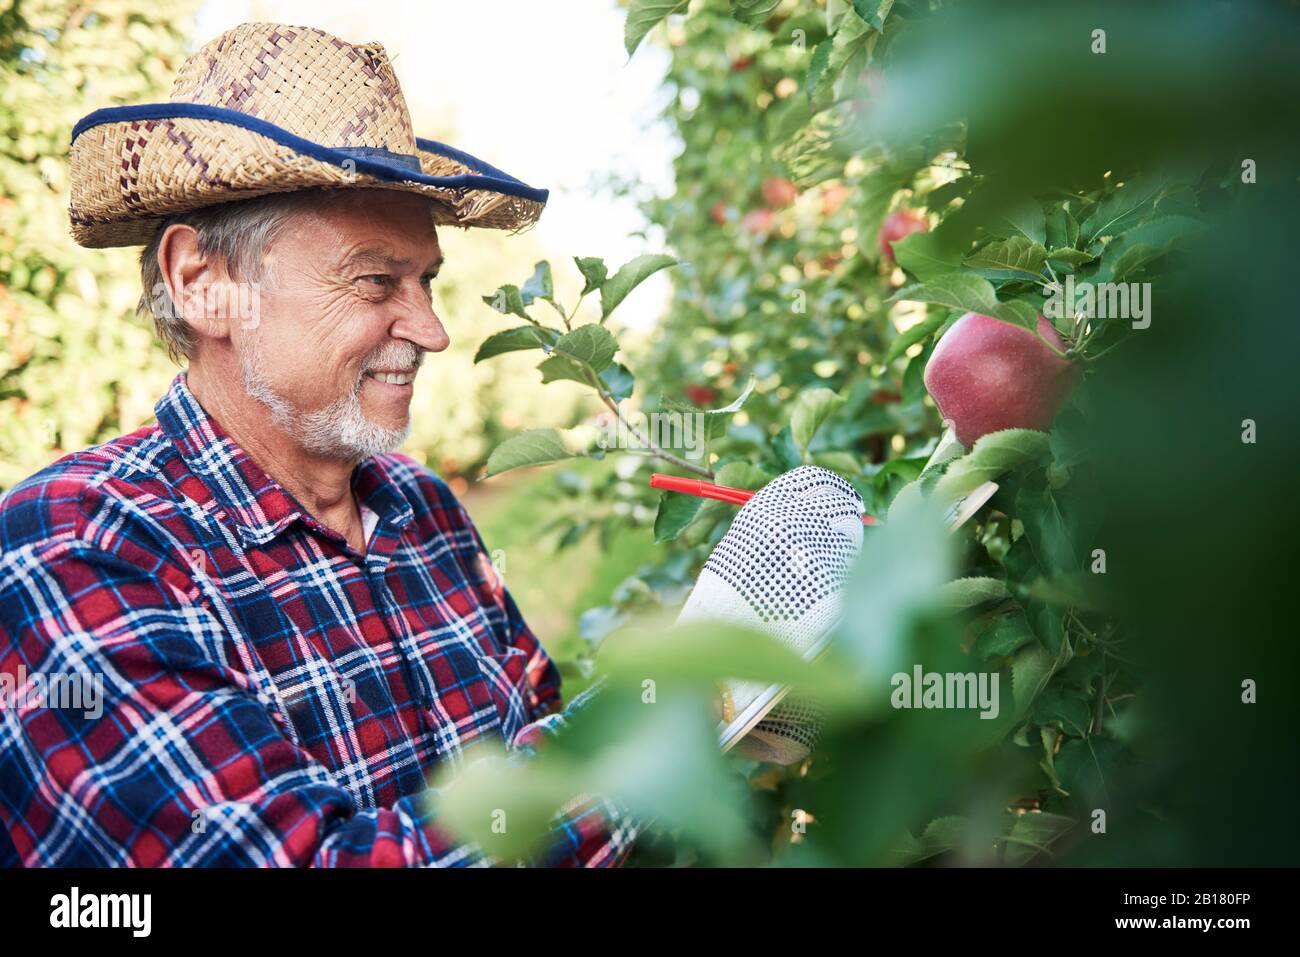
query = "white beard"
xmin=241 ymin=338 xmax=421 ymax=463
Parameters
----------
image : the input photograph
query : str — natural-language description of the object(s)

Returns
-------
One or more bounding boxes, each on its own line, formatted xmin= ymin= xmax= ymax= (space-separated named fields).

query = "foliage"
xmin=0 ymin=0 xmax=198 ymax=488
xmin=455 ymin=0 xmax=1292 ymax=866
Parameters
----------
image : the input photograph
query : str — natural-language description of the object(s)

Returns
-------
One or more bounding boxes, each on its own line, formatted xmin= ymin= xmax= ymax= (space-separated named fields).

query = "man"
xmin=0 ymin=22 xmax=644 ymax=867
xmin=0 ymin=23 xmax=866 ymax=867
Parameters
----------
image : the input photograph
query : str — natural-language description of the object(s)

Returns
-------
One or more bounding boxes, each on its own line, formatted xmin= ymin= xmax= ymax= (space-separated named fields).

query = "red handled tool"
xmin=650 ymin=473 xmax=880 ymax=525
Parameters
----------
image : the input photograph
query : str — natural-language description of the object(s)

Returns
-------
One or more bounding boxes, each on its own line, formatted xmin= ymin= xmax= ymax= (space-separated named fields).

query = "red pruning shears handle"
xmin=649 ymin=473 xmax=880 ymax=525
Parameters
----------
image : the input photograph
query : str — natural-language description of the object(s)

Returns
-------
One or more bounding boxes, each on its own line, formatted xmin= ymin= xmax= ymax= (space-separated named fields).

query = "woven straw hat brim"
xmin=69 ymin=103 xmax=548 ymax=248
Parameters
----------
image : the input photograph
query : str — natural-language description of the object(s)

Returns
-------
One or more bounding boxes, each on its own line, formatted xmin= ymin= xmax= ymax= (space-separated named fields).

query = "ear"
xmin=157 ymin=223 xmax=238 ymax=343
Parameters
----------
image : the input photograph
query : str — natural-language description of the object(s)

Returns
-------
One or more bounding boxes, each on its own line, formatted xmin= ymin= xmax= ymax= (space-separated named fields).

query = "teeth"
xmin=369 ymin=371 xmax=415 ymax=385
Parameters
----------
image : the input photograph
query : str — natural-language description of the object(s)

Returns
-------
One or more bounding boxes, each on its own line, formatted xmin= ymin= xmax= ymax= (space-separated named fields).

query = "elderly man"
xmin=0 ymin=22 xmax=650 ymax=867
xmin=0 ymin=23 xmax=867 ymax=867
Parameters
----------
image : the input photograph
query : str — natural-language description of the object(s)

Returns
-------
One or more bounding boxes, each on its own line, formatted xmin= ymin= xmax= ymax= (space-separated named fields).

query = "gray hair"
xmin=138 ymin=190 xmax=318 ymax=362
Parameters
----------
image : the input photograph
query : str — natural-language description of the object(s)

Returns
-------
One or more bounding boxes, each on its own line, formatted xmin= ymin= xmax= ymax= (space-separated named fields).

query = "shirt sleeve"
xmin=0 ymin=537 xmax=637 ymax=867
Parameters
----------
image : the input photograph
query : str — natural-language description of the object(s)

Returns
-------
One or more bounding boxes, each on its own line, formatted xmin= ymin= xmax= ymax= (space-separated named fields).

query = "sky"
xmin=196 ymin=0 xmax=679 ymax=329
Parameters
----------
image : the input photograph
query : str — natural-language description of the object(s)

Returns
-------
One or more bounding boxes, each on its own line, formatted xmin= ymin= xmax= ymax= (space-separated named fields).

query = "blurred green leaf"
xmin=791 ymin=387 xmax=846 ymax=455
xmin=624 ymin=0 xmax=689 ymax=57
xmin=938 ymin=576 xmax=1010 ymax=609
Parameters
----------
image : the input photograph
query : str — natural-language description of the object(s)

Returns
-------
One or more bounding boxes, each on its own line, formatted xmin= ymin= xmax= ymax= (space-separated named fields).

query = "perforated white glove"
xmin=675 ymin=466 xmax=866 ymax=764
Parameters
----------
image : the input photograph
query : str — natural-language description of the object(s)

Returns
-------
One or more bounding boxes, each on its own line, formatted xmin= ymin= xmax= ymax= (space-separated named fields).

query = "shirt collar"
xmin=155 ymin=371 xmax=414 ymax=548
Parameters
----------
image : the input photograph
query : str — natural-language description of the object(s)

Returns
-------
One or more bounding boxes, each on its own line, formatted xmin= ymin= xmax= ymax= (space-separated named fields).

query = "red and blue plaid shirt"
xmin=0 ymin=371 xmax=637 ymax=866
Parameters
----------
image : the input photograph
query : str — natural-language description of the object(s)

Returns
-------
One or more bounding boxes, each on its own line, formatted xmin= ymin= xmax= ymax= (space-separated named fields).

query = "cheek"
xmin=251 ymin=293 xmax=372 ymax=396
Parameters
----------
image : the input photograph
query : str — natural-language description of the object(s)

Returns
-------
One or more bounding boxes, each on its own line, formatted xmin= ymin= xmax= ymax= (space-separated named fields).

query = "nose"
xmin=390 ymin=295 xmax=450 ymax=354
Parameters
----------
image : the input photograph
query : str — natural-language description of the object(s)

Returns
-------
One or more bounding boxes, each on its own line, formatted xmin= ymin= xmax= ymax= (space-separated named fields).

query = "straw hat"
xmin=68 ymin=22 xmax=548 ymax=248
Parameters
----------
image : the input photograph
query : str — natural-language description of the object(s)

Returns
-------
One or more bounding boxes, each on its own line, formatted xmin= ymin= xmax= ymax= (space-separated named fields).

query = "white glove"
xmin=675 ymin=466 xmax=866 ymax=764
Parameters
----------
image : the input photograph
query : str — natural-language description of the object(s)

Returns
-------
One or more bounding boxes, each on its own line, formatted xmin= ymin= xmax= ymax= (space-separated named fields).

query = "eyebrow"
xmin=339 ymin=246 xmax=445 ymax=274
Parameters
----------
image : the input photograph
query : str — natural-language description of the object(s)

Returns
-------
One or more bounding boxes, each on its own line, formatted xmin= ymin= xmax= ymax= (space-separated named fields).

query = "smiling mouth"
xmin=365 ymin=369 xmax=417 ymax=386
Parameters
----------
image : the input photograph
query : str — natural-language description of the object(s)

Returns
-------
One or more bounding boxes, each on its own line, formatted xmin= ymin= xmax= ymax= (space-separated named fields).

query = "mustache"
xmin=354 ymin=344 xmax=426 ymax=390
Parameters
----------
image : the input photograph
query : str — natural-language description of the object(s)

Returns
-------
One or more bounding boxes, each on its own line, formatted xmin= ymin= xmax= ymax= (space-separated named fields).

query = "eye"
xmin=358 ymin=274 xmax=390 ymax=288
xmin=419 ymin=272 xmax=438 ymax=291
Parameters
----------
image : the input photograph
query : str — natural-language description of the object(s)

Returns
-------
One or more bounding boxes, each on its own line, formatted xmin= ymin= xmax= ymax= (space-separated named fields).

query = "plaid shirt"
xmin=0 ymin=372 xmax=637 ymax=867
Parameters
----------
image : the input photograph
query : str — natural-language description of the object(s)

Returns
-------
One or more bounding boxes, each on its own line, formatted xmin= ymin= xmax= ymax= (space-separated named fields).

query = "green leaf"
xmin=714 ymin=461 xmax=773 ymax=491
xmin=600 ymin=362 xmax=636 ymax=401
xmin=708 ymin=375 xmax=756 ymax=415
xmin=989 ymin=299 xmax=1040 ymax=331
xmin=963 ymin=236 xmax=1047 ymax=279
xmin=933 ymin=429 xmax=1051 ymax=499
xmin=481 ymin=284 xmax=530 ymax=321
xmin=1044 ymin=205 xmax=1071 ymax=251
xmin=938 ymin=576 xmax=1010 ymax=609
xmin=654 ymin=491 xmax=703 ymax=543
xmin=1001 ymin=811 xmax=1075 ymax=865
xmin=1011 ymin=642 xmax=1058 ymax=712
xmin=599 ymin=254 xmax=677 ymax=321
xmin=1080 ymin=173 xmax=1169 ymax=241
xmin=729 ymin=0 xmax=780 ymax=26
xmin=970 ymin=607 xmax=1035 ymax=659
xmin=901 ymin=344 xmax=930 ymax=403
xmin=485 ymin=428 xmax=588 ymax=477
xmin=1000 ymin=200 xmax=1046 ymax=245
xmin=538 ymin=355 xmax=592 ymax=387
xmin=891 ymin=272 xmax=998 ymax=315
xmin=811 ymin=450 xmax=863 ymax=477
xmin=473 ymin=326 xmax=559 ymax=363
xmin=809 ymin=9 xmax=873 ymax=110
xmin=1046 ymin=247 xmax=1096 ymax=266
xmin=574 ymin=256 xmax=608 ymax=295
xmin=553 ymin=324 xmax=619 ymax=372
xmin=1032 ymin=683 xmax=1092 ymax=737
xmin=853 ymin=0 xmax=894 ymax=32
xmin=891 ymin=229 xmax=967 ymax=280
xmin=884 ymin=313 xmax=947 ymax=364
xmin=805 ymin=35 xmax=834 ymax=105
xmin=790 ymin=387 xmax=846 ymax=455
xmin=519 ymin=261 xmax=554 ymax=304
xmin=624 ymin=0 xmax=689 ymax=57
xmin=1095 ymin=215 xmax=1206 ymax=283
xmin=770 ymin=426 xmax=803 ymax=472
xmin=1016 ymin=484 xmax=1078 ymax=574
xmin=890 ymin=815 xmax=967 ymax=865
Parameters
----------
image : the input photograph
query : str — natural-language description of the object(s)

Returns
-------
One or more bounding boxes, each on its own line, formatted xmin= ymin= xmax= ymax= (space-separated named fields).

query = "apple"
xmin=710 ymin=201 xmax=728 ymax=226
xmin=685 ymin=385 xmax=718 ymax=407
xmin=761 ymin=177 xmax=798 ymax=208
xmin=878 ymin=209 xmax=928 ymax=265
xmin=820 ymin=183 xmax=850 ymax=217
xmin=731 ymin=55 xmax=754 ymax=71
xmin=923 ymin=312 xmax=1078 ymax=446
xmin=742 ymin=208 xmax=774 ymax=235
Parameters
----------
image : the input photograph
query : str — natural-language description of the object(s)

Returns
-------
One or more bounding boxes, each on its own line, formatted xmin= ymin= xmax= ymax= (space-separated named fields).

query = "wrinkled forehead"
xmin=273 ymin=189 xmax=441 ymax=264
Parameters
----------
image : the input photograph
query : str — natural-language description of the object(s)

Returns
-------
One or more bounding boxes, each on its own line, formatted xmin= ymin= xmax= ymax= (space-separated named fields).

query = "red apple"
xmin=731 ymin=55 xmax=754 ymax=71
xmin=742 ymin=208 xmax=775 ymax=235
xmin=923 ymin=312 xmax=1078 ymax=447
xmin=761 ymin=177 xmax=798 ymax=208
xmin=685 ymin=385 xmax=718 ymax=407
xmin=820 ymin=183 xmax=850 ymax=217
xmin=710 ymin=201 xmax=728 ymax=226
xmin=878 ymin=209 xmax=928 ymax=265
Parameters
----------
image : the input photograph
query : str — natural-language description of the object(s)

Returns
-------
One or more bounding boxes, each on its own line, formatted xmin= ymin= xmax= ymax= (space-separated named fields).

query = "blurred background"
xmin=2 ymin=0 xmax=1297 ymax=867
